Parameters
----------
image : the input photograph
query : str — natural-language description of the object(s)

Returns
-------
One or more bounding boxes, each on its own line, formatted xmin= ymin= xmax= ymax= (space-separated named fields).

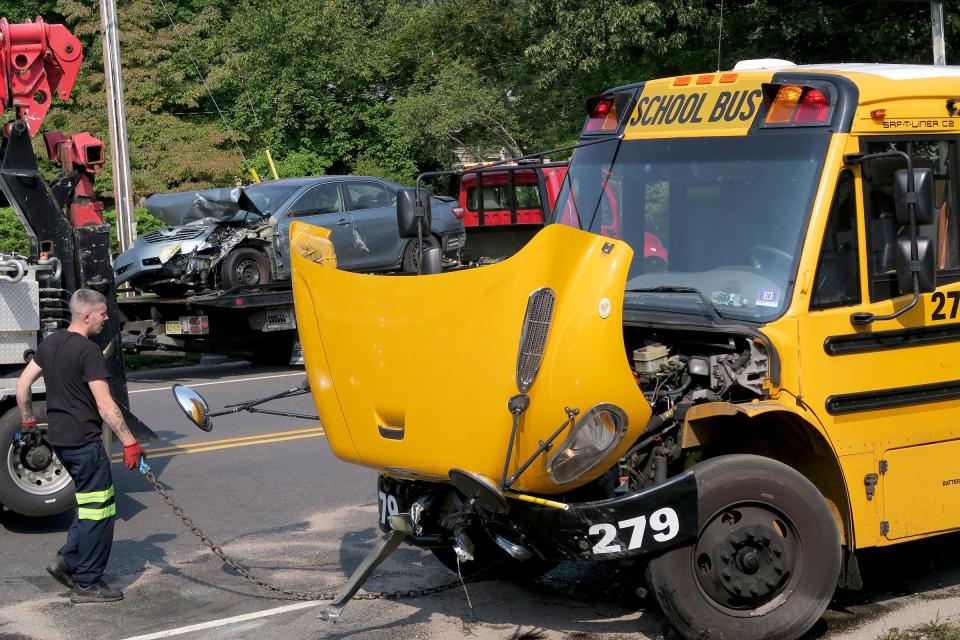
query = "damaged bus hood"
xmin=291 ymin=222 xmax=651 ymax=494
xmin=145 ymin=187 xmax=263 ymax=226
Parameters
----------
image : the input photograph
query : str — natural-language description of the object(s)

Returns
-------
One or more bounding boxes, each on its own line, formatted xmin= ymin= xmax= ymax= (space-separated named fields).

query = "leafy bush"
xmin=0 ymin=208 xmax=29 ymax=255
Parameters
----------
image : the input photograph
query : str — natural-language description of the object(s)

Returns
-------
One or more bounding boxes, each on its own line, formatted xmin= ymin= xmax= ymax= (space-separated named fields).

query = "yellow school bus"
xmin=290 ymin=61 xmax=960 ymax=639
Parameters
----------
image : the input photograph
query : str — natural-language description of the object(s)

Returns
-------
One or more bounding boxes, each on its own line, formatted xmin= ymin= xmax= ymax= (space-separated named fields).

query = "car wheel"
xmin=0 ymin=403 xmax=75 ymax=517
xmin=402 ymin=236 xmax=441 ymax=273
xmin=221 ymin=248 xmax=271 ymax=289
xmin=646 ymin=454 xmax=840 ymax=640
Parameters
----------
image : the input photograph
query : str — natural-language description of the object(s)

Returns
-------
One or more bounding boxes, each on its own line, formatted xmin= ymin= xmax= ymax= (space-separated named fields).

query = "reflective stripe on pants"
xmin=78 ymin=503 xmax=117 ymax=520
xmin=75 ymin=485 xmax=115 ymax=505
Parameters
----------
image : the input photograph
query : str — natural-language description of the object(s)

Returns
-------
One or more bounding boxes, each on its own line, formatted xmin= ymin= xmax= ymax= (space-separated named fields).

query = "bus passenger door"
xmin=797 ymin=139 xmax=960 ymax=544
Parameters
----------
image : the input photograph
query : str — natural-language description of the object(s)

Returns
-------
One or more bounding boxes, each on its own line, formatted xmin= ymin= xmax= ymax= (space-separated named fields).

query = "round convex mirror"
xmin=172 ymin=384 xmax=213 ymax=432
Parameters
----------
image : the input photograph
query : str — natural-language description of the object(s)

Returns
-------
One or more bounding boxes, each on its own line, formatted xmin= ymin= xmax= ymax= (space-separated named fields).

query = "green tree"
xmin=4 ymin=0 xmax=960 ymax=203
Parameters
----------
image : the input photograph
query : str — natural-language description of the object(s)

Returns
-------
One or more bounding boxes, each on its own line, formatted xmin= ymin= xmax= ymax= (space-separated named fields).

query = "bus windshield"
xmin=550 ymin=133 xmax=830 ymax=322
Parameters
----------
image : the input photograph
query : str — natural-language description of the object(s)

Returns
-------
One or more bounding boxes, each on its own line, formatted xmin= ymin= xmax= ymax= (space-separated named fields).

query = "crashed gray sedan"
xmin=114 ymin=176 xmax=466 ymax=295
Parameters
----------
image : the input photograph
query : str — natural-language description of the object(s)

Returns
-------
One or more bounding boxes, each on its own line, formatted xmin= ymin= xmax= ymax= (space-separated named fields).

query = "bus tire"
xmin=646 ymin=454 xmax=840 ymax=640
xmin=0 ymin=403 xmax=75 ymax=517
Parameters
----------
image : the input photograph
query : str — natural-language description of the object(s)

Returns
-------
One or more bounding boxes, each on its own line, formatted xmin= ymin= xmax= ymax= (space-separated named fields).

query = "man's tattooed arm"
xmin=20 ymin=396 xmax=34 ymax=422
xmin=15 ymin=360 xmax=42 ymax=423
xmin=90 ymin=379 xmax=136 ymax=446
xmin=99 ymin=403 xmax=136 ymax=446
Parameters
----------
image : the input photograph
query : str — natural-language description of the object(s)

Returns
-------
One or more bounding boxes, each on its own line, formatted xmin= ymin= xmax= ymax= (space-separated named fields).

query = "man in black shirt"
xmin=16 ymin=288 xmax=146 ymax=603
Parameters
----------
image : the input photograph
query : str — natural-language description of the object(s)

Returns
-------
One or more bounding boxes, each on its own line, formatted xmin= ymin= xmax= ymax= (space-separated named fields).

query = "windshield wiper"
xmin=624 ymin=286 xmax=725 ymax=322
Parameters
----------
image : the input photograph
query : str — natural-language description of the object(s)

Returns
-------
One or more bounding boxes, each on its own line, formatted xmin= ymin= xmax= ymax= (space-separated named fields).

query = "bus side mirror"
xmin=397 ymin=188 xmax=432 ymax=238
xmin=172 ymin=384 xmax=213 ymax=432
xmin=896 ymin=236 xmax=936 ymax=295
xmin=894 ymin=168 xmax=934 ymax=224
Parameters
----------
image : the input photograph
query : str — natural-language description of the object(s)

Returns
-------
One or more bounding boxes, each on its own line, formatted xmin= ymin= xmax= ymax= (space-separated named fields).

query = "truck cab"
xmin=459 ymin=164 xmax=567 ymax=226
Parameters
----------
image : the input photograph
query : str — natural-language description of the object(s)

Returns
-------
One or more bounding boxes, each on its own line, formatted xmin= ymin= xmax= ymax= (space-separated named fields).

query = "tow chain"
xmin=138 ymin=461 xmax=466 ymax=602
xmin=185 ymin=290 xmax=225 ymax=303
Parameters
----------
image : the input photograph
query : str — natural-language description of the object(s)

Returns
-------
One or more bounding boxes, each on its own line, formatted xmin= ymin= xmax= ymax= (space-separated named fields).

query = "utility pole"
xmin=99 ymin=0 xmax=136 ymax=252
xmin=931 ymin=1 xmax=946 ymax=65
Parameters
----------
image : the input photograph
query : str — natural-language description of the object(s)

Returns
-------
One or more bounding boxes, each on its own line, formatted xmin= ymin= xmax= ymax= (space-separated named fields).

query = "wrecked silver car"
xmin=114 ymin=177 xmax=466 ymax=295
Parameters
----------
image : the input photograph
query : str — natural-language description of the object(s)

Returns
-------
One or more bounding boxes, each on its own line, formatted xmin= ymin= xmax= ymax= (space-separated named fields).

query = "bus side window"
xmin=863 ymin=139 xmax=958 ymax=301
xmin=811 ymin=171 xmax=860 ymax=310
xmin=935 ymin=144 xmax=960 ymax=272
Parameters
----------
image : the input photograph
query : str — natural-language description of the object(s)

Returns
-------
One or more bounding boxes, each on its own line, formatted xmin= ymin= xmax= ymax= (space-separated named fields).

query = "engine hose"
xmin=652 ymin=447 xmax=668 ymax=483
xmin=622 ymin=410 xmax=677 ymax=461
xmin=625 ymin=422 xmax=680 ymax=463
xmin=661 ymin=374 xmax=692 ymax=399
xmin=733 ymin=348 xmax=751 ymax=371
xmin=641 ymin=408 xmax=674 ymax=435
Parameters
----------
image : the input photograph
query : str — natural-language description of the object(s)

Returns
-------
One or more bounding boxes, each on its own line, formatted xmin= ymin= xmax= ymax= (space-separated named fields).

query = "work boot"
xmin=70 ymin=580 xmax=124 ymax=603
xmin=45 ymin=556 xmax=74 ymax=589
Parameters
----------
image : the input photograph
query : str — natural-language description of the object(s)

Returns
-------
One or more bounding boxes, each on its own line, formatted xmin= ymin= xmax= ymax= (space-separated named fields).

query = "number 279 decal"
xmin=378 ymin=491 xmax=399 ymax=525
xmin=588 ymin=507 xmax=680 ymax=555
xmin=931 ymin=291 xmax=960 ymax=321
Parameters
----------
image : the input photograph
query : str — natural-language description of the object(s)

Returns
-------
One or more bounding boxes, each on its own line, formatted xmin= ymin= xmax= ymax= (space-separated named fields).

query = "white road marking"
xmin=129 ymin=372 xmax=305 ymax=394
xmin=120 ymin=601 xmax=320 ymax=640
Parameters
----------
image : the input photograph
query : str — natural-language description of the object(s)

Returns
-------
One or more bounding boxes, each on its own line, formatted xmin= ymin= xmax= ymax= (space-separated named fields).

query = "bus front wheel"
xmin=646 ymin=454 xmax=840 ymax=640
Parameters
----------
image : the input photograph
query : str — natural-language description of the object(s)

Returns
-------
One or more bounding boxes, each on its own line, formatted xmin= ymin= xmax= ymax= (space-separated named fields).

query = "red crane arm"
xmin=0 ymin=17 xmax=83 ymax=136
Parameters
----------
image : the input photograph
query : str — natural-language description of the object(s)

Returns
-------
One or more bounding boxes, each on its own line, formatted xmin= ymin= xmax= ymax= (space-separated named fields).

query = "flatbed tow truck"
xmin=118 ymin=283 xmax=299 ymax=364
xmin=0 ymin=17 xmax=154 ymax=517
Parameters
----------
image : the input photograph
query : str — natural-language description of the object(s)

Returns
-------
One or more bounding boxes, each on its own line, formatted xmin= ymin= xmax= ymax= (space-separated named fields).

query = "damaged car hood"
xmin=145 ymin=187 xmax=264 ymax=226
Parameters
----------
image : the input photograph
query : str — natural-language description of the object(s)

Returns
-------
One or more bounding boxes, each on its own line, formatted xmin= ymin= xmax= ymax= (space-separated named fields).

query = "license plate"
xmin=158 ymin=242 xmax=182 ymax=264
xmin=264 ymin=308 xmax=296 ymax=331
xmin=164 ymin=320 xmax=182 ymax=335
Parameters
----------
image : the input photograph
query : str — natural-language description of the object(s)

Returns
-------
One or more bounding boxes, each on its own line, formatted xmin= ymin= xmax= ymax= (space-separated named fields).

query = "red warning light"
xmin=794 ymin=88 xmax=830 ymax=123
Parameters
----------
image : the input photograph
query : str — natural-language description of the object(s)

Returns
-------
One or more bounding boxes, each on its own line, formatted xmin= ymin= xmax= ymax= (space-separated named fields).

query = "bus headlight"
xmin=546 ymin=403 xmax=628 ymax=485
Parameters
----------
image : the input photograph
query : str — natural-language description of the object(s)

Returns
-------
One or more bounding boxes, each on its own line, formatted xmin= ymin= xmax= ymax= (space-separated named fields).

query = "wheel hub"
xmin=20 ymin=441 xmax=53 ymax=472
xmin=236 ymin=259 xmax=262 ymax=285
xmin=6 ymin=440 xmax=72 ymax=496
xmin=694 ymin=506 xmax=797 ymax=611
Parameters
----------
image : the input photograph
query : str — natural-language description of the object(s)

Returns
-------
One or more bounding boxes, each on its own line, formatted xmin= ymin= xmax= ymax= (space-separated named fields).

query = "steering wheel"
xmin=744 ymin=245 xmax=793 ymax=269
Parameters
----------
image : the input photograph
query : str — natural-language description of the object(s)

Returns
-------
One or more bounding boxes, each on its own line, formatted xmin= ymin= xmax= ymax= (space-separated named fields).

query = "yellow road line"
xmin=110 ymin=431 xmax=325 ymax=463
xmin=118 ymin=427 xmax=324 ymax=456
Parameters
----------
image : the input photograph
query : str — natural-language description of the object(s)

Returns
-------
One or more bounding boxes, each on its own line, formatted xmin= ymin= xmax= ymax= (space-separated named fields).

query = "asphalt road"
xmin=0 ymin=362 xmax=959 ymax=640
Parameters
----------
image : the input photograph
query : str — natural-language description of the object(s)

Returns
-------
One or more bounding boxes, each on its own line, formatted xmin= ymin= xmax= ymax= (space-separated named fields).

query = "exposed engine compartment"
xmin=618 ymin=326 xmax=770 ymax=492
xmin=127 ymin=219 xmax=273 ymax=294
xmin=177 ymin=222 xmax=273 ymax=289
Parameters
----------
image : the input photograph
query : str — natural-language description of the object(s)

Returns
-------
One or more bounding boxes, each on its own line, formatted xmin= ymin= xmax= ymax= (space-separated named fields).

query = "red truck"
xmin=457 ymin=163 xmax=568 ymax=226
xmin=454 ymin=162 xmax=567 ymax=262
xmin=456 ymin=161 xmax=667 ymax=266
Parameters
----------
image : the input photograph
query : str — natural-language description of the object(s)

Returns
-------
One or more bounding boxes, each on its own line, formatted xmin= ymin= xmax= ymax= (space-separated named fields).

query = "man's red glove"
xmin=19 ymin=418 xmax=38 ymax=439
xmin=123 ymin=442 xmax=145 ymax=470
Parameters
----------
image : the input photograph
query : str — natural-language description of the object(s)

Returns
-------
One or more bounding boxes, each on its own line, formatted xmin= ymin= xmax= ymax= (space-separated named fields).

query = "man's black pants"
xmin=53 ymin=440 xmax=115 ymax=588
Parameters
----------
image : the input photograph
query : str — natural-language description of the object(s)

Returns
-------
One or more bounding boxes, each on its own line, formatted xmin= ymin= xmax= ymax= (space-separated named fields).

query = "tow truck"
xmin=0 ymin=17 xmax=154 ymax=517
xmin=455 ymin=161 xmax=567 ymax=263
xmin=280 ymin=60 xmax=960 ymax=640
xmin=118 ymin=283 xmax=299 ymax=365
